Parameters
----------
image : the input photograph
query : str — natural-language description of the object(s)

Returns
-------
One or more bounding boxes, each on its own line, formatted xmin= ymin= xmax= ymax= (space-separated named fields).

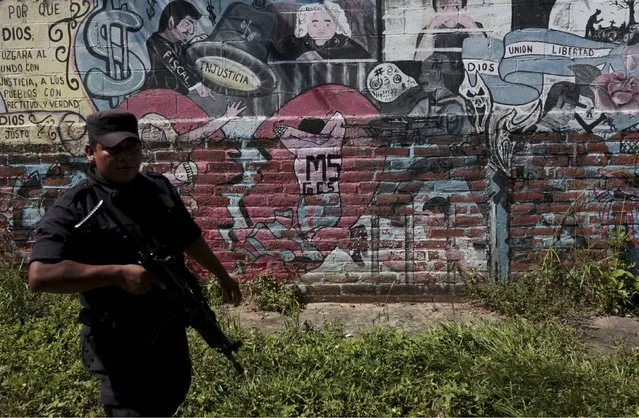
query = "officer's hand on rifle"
xmin=218 ymin=275 xmax=242 ymax=306
xmin=117 ymin=264 xmax=166 ymax=295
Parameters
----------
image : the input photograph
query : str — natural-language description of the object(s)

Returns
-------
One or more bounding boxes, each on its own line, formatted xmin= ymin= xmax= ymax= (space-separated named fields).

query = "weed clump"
xmin=242 ymin=273 xmax=304 ymax=316
xmin=0 ymin=263 xmax=78 ymax=326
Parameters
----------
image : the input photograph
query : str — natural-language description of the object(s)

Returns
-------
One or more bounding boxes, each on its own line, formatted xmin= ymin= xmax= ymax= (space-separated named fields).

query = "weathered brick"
xmin=0 ymin=165 xmax=25 ymax=176
xmin=2 ymin=0 xmax=636 ymax=300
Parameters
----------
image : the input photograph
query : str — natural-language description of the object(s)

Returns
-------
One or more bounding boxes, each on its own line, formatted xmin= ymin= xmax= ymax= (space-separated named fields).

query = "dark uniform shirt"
xmin=30 ymin=165 xmax=201 ymax=314
xmin=29 ymin=165 xmax=201 ymax=412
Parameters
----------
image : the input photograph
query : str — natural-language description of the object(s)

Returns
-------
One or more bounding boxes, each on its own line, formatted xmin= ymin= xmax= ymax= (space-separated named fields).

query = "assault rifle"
xmin=75 ymin=199 xmax=244 ymax=374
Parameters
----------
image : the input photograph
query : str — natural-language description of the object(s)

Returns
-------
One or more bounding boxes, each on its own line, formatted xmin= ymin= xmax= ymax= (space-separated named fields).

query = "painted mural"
xmin=2 ymin=0 xmax=639 ymax=289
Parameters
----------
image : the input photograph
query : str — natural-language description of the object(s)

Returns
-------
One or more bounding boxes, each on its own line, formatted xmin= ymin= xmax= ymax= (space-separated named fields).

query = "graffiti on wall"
xmin=2 ymin=0 xmax=639 ymax=280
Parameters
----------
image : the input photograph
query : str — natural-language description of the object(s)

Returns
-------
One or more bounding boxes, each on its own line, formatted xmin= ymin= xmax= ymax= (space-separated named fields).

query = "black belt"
xmin=78 ymin=307 xmax=116 ymax=329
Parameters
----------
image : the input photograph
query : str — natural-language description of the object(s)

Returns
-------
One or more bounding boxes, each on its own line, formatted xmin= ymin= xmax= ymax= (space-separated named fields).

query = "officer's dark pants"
xmin=80 ymin=325 xmax=191 ymax=417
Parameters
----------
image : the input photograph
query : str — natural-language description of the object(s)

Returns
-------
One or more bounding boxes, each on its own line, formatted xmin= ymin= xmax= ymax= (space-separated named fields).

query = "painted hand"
xmin=188 ymin=33 xmax=209 ymax=45
xmin=196 ymin=83 xmax=214 ymax=98
xmin=224 ymin=101 xmax=247 ymax=119
xmin=426 ymin=13 xmax=451 ymax=29
xmin=457 ymin=13 xmax=480 ymax=29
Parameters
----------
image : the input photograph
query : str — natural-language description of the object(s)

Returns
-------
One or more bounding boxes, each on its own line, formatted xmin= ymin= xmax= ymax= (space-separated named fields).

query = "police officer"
xmin=27 ymin=109 xmax=242 ymax=416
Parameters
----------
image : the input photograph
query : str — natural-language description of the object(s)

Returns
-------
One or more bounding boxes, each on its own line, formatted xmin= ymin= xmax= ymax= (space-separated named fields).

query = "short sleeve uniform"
xmin=30 ymin=166 xmax=202 ymax=413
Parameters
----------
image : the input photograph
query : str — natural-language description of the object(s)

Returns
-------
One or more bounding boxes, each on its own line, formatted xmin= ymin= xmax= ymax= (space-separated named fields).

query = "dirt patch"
xmin=579 ymin=316 xmax=639 ymax=354
xmin=223 ymin=302 xmax=639 ymax=352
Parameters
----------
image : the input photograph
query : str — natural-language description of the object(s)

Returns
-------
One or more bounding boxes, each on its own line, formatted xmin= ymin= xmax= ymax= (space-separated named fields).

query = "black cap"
xmin=86 ymin=109 xmax=140 ymax=147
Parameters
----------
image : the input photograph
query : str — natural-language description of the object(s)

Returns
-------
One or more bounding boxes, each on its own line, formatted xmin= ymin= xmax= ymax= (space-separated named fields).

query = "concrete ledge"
xmin=298 ymin=283 xmax=469 ymax=303
xmin=302 ymin=294 xmax=471 ymax=303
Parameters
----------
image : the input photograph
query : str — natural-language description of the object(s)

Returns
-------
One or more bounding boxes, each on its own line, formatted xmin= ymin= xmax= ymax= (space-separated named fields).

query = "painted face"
xmin=86 ymin=138 xmax=142 ymax=184
xmin=546 ymin=99 xmax=576 ymax=126
xmin=307 ymin=10 xmax=337 ymax=43
xmin=435 ymin=0 xmax=464 ymax=12
xmin=140 ymin=124 xmax=167 ymax=143
xmin=170 ymin=16 xmax=196 ymax=42
xmin=367 ymin=63 xmax=418 ymax=103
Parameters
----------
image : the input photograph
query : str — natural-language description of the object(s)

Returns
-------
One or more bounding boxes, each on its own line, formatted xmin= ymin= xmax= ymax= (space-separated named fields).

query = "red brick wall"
xmin=0 ymin=0 xmax=637 ymax=300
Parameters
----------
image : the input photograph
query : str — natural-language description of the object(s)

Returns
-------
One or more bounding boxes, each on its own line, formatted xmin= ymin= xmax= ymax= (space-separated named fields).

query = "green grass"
xmin=2 ymin=267 xmax=639 ymax=416
xmin=240 ymin=272 xmax=304 ymax=316
xmin=466 ymin=229 xmax=639 ymax=321
xmin=181 ymin=319 xmax=639 ymax=417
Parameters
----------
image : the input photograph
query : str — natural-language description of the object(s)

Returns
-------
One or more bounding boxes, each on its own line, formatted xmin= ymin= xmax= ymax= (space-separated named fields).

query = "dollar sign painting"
xmin=84 ymin=2 xmax=146 ymax=107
